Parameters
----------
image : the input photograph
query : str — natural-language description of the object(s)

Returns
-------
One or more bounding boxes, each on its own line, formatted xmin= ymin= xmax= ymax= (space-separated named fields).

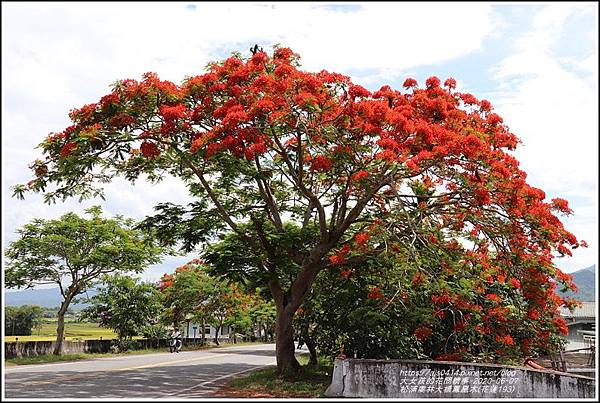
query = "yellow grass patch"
xmin=4 ymin=321 xmax=117 ymax=342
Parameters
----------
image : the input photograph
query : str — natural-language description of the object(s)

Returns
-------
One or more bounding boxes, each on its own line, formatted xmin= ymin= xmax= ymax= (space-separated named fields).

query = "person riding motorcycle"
xmin=169 ymin=327 xmax=182 ymax=353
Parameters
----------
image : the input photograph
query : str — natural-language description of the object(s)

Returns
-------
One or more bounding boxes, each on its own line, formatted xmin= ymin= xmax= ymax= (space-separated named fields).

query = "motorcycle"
xmin=169 ymin=336 xmax=182 ymax=353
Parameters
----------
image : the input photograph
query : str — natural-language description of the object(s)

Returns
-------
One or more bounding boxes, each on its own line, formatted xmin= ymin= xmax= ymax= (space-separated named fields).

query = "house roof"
xmin=560 ymin=301 xmax=596 ymax=319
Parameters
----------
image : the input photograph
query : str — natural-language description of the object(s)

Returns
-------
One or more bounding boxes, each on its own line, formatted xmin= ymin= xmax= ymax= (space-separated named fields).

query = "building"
xmin=180 ymin=321 xmax=231 ymax=340
xmin=560 ymin=301 xmax=596 ymax=350
xmin=180 ymin=320 xmax=265 ymax=342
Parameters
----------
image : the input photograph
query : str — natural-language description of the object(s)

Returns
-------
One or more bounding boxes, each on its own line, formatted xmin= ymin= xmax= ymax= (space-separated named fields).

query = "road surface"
xmin=4 ymin=343 xmax=277 ymax=399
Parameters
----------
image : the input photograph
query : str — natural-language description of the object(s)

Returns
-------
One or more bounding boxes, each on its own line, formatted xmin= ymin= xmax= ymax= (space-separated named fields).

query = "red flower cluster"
xmin=351 ymin=170 xmax=370 ymax=182
xmin=367 ymin=286 xmax=384 ymax=300
xmin=310 ymin=155 xmax=333 ymax=172
xmin=550 ymin=198 xmax=574 ymax=215
xmin=157 ymin=273 xmax=174 ymax=290
xmin=354 ymin=232 xmax=371 ymax=249
xmin=140 ymin=141 xmax=160 ymax=159
xmin=158 ymin=260 xmax=209 ymax=291
xmin=159 ymin=104 xmax=187 ymax=121
xmin=443 ymin=77 xmax=457 ymax=89
xmin=527 ymin=309 xmax=540 ymax=320
xmin=59 ymin=142 xmax=77 ymax=157
xmin=509 ymin=278 xmax=520 ymax=289
xmin=348 ymin=84 xmax=371 ymax=99
xmin=554 ymin=317 xmax=569 ymax=336
xmin=414 ymin=326 xmax=433 ymax=341
xmin=495 ymin=334 xmax=514 ymax=345
xmin=329 ymin=244 xmax=350 ymax=265
xmin=485 ymin=293 xmax=502 ymax=303
xmin=339 ymin=268 xmax=353 ymax=279
xmin=403 ymin=78 xmax=418 ymax=88
xmin=412 ymin=271 xmax=427 ymax=285
xmin=425 ymin=76 xmax=440 ymax=89
xmin=431 ymin=292 xmax=451 ymax=305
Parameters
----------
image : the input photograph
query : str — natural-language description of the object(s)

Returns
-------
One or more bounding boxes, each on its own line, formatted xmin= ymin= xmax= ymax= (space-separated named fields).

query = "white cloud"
xmin=2 ymin=2 xmax=596 ymax=280
xmin=1 ymin=2 xmax=498 ymax=283
xmin=2 ymin=3 xmax=496 ymax=92
xmin=560 ymin=204 xmax=598 ymax=271
xmin=489 ymin=3 xmax=598 ymax=273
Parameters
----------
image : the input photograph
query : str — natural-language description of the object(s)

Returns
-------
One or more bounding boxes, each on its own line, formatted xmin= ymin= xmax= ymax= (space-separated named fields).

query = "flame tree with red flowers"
xmin=157 ymin=259 xmax=215 ymax=334
xmin=291 ymin=240 xmax=577 ymax=364
xmin=158 ymin=259 xmax=258 ymax=345
xmin=14 ymin=46 xmax=585 ymax=376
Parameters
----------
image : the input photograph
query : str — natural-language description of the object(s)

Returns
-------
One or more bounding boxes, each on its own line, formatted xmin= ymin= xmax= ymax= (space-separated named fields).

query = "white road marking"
xmin=17 ymin=353 xmax=231 ymax=385
xmin=170 ymin=362 xmax=276 ymax=397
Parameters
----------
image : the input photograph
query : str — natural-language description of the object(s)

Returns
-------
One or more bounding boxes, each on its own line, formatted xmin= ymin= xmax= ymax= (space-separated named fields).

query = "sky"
xmin=2 ymin=2 xmax=598 ymax=287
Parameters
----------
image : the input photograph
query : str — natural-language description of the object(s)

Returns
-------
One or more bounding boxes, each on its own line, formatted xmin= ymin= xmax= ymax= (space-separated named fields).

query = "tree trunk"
xmin=306 ymin=338 xmax=318 ymax=365
xmin=275 ymin=307 xmax=300 ymax=377
xmin=53 ymin=295 xmax=73 ymax=355
xmin=269 ymin=262 xmax=324 ymax=377
xmin=214 ymin=324 xmax=220 ymax=346
xmin=201 ymin=319 xmax=206 ymax=344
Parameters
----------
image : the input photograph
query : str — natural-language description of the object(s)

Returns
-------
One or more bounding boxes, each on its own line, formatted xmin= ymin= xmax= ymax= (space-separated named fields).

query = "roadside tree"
xmin=248 ymin=290 xmax=277 ymax=342
xmin=205 ymin=281 xmax=248 ymax=345
xmin=5 ymin=207 xmax=164 ymax=354
xmin=295 ymin=239 xmax=575 ymax=364
xmin=5 ymin=305 xmax=44 ymax=336
xmin=80 ymin=274 xmax=163 ymax=351
xmin=157 ymin=259 xmax=215 ymax=332
xmin=14 ymin=47 xmax=583 ymax=374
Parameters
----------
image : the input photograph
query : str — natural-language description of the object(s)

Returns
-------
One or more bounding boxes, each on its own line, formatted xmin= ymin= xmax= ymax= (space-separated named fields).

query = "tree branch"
xmin=253 ymin=156 xmax=284 ymax=232
xmin=176 ymin=151 xmax=247 ymax=239
xmin=268 ymin=124 xmax=329 ymax=240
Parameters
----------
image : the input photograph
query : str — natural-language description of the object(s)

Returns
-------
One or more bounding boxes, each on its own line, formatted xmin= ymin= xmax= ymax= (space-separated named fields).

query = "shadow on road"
xmin=5 ymin=362 xmax=273 ymax=399
xmin=209 ymin=348 xmax=277 ymax=357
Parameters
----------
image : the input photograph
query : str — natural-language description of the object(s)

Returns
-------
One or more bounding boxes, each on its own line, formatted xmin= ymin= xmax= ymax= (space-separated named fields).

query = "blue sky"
xmin=2 ymin=2 xmax=598 ymax=286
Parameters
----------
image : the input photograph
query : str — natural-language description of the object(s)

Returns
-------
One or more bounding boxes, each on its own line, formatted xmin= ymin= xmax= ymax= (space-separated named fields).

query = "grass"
xmin=221 ymin=354 xmax=334 ymax=398
xmin=5 ymin=320 xmax=117 ymax=342
xmin=5 ymin=353 xmax=115 ymax=366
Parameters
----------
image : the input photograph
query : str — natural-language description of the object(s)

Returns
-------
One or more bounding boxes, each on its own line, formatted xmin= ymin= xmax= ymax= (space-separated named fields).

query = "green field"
xmin=5 ymin=320 xmax=117 ymax=342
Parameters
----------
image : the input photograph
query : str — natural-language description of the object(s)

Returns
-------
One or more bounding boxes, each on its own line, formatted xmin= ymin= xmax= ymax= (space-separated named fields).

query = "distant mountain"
xmin=560 ymin=265 xmax=596 ymax=302
xmin=4 ymin=265 xmax=595 ymax=307
xmin=4 ymin=287 xmax=97 ymax=308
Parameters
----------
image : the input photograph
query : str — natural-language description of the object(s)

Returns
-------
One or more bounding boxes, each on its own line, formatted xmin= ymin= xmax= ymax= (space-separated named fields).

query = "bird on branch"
xmin=250 ymin=44 xmax=263 ymax=55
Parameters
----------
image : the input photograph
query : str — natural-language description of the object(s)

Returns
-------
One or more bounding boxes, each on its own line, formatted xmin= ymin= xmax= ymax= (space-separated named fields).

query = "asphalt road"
xmin=4 ymin=343 xmax=277 ymax=399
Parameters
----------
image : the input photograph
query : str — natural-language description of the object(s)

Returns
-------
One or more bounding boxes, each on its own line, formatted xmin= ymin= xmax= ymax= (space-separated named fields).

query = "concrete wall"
xmin=325 ymin=358 xmax=596 ymax=398
xmin=4 ymin=337 xmax=239 ymax=358
xmin=5 ymin=339 xmax=113 ymax=358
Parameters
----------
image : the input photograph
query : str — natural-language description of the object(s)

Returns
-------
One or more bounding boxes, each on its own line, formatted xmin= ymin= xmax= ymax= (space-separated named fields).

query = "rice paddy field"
xmin=4 ymin=320 xmax=117 ymax=342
